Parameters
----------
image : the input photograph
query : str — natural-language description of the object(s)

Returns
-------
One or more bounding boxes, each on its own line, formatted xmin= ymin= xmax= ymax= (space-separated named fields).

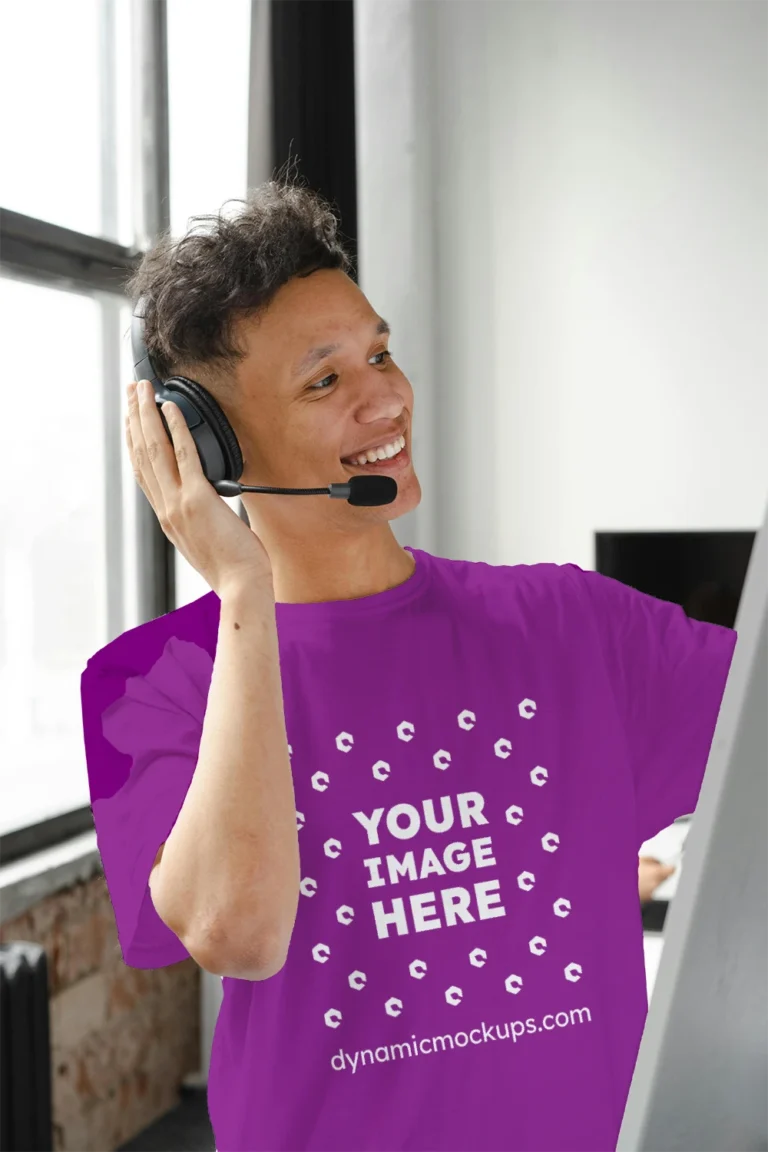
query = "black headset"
xmin=129 ymin=296 xmax=396 ymax=506
xmin=131 ymin=296 xmax=245 ymax=495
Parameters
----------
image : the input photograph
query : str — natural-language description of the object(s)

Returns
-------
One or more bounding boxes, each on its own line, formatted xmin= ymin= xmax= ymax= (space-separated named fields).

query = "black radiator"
xmin=0 ymin=943 xmax=53 ymax=1152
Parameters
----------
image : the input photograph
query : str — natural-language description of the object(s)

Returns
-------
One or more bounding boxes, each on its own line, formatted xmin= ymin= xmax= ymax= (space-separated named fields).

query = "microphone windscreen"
xmin=347 ymin=475 xmax=398 ymax=506
xmin=214 ymin=480 xmax=243 ymax=497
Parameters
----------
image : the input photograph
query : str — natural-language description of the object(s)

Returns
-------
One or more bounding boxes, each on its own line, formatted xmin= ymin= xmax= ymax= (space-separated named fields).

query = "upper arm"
xmin=82 ymin=635 xmax=214 ymax=969
xmin=567 ymin=564 xmax=738 ymax=845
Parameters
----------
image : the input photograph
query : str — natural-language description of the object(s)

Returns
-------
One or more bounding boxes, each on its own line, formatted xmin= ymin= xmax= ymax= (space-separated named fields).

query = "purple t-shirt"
xmin=80 ymin=547 xmax=737 ymax=1152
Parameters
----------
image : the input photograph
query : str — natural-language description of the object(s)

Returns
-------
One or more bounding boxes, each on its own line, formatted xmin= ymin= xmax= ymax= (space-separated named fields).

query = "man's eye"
xmin=309 ymin=349 xmax=392 ymax=392
xmin=309 ymin=374 xmax=337 ymax=392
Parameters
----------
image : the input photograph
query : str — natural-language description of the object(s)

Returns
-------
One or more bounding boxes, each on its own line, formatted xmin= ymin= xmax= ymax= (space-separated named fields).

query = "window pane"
xmin=0 ymin=0 xmax=135 ymax=247
xmin=0 ymin=280 xmax=108 ymax=836
xmin=166 ymin=0 xmax=251 ymax=607
xmin=167 ymin=0 xmax=251 ymax=238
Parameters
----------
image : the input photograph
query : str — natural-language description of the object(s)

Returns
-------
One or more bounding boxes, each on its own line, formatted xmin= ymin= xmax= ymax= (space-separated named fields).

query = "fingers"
xmin=125 ymin=380 xmax=209 ymax=526
xmin=126 ymin=380 xmax=166 ymax=517
xmin=639 ymin=857 xmax=675 ymax=876
xmin=137 ymin=381 xmax=184 ymax=497
xmin=158 ymin=394 xmax=206 ymax=487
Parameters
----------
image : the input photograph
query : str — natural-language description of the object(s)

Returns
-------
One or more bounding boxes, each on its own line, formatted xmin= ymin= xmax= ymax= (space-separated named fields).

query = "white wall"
xmin=355 ymin=0 xmax=768 ymax=568
xmin=355 ymin=0 xmax=511 ymax=559
xmin=353 ymin=0 xmax=441 ymax=555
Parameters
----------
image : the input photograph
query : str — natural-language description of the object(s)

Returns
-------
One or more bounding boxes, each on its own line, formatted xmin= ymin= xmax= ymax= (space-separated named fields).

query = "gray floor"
xmin=117 ymin=1086 xmax=215 ymax=1152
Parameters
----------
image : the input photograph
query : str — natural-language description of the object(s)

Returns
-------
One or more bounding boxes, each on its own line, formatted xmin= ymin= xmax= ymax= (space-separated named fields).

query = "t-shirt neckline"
xmin=274 ymin=546 xmax=430 ymax=626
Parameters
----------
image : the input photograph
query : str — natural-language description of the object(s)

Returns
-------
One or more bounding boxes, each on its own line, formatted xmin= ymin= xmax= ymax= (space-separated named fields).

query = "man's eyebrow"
xmin=291 ymin=318 xmax=391 ymax=378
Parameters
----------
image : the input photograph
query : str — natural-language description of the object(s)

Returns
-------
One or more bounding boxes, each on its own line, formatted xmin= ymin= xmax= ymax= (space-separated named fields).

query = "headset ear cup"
xmin=161 ymin=376 xmax=244 ymax=483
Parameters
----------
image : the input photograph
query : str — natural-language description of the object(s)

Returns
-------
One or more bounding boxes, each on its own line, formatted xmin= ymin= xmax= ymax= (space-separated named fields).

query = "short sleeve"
xmin=569 ymin=566 xmax=738 ymax=847
xmin=81 ymin=634 xmax=214 ymax=969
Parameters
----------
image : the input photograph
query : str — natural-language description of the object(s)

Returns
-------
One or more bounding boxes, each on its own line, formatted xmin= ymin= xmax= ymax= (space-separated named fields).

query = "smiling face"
xmin=226 ymin=268 xmax=422 ymax=538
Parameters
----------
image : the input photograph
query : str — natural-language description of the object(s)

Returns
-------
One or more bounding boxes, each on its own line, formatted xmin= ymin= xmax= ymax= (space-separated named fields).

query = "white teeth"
xmin=347 ymin=435 xmax=405 ymax=466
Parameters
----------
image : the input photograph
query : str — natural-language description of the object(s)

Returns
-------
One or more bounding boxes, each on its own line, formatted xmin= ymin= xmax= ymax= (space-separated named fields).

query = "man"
xmin=80 ymin=177 xmax=737 ymax=1152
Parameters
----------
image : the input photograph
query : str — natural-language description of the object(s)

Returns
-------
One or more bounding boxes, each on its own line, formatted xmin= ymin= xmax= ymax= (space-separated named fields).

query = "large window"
xmin=0 ymin=0 xmax=161 ymax=861
xmin=0 ymin=0 xmax=252 ymax=852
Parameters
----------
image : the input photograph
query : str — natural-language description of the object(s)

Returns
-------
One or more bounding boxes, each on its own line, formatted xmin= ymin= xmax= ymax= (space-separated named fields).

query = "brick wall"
xmin=0 ymin=869 xmax=200 ymax=1151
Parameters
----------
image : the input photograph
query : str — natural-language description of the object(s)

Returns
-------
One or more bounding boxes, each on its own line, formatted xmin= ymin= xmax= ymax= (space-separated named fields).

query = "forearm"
xmin=152 ymin=579 xmax=300 ymax=977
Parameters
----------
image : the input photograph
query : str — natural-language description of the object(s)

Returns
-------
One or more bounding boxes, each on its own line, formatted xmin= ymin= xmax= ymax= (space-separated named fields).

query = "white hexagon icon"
xmin=554 ymin=898 xmax=571 ymax=918
xmin=505 ymin=974 xmax=523 ymax=995
xmin=288 ymin=744 xmax=293 ymax=757
xmin=296 ymin=810 xmax=305 ymax=831
xmin=348 ymin=970 xmax=367 ymax=991
xmin=312 ymin=943 xmax=330 ymax=964
xmin=336 ymin=731 xmax=354 ymax=753
xmin=312 ymin=771 xmax=330 ymax=792
xmin=529 ymin=935 xmax=547 ymax=956
xmin=397 ymin=721 xmax=415 ymax=742
xmin=445 ymin=986 xmax=463 ymax=1006
xmin=530 ymin=765 xmax=548 ymax=787
xmin=469 ymin=948 xmax=487 ymax=968
xmin=409 ymin=959 xmax=427 ymax=980
xmin=324 ymin=838 xmax=342 ymax=859
xmin=517 ymin=871 xmax=535 ymax=892
xmin=433 ymin=750 xmax=451 ymax=771
xmin=300 ymin=877 xmax=318 ymax=898
xmin=336 ymin=905 xmax=355 ymax=926
xmin=372 ymin=760 xmax=391 ymax=781
xmin=457 ymin=710 xmax=476 ymax=730
xmin=565 ymin=962 xmax=583 ymax=983
xmin=385 ymin=997 xmax=403 ymax=1017
xmin=518 ymin=698 xmax=537 ymax=720
xmin=494 ymin=738 xmax=512 ymax=759
xmin=542 ymin=832 xmax=560 ymax=853
xmin=324 ymin=1008 xmax=342 ymax=1029
xmin=505 ymin=805 xmax=523 ymax=825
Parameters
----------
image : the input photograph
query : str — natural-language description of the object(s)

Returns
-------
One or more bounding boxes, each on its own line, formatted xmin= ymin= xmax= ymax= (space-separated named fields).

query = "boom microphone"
xmin=213 ymin=474 xmax=398 ymax=507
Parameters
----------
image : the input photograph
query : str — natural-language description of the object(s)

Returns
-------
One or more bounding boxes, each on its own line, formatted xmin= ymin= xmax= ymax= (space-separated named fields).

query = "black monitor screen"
xmin=594 ymin=531 xmax=756 ymax=629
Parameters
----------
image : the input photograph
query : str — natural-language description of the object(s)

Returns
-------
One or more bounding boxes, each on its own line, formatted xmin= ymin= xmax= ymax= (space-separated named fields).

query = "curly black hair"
xmin=125 ymin=162 xmax=355 ymax=396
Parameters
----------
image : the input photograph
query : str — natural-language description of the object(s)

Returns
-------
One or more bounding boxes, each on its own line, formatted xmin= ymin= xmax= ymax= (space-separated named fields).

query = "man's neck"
xmin=246 ymin=521 xmax=416 ymax=605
